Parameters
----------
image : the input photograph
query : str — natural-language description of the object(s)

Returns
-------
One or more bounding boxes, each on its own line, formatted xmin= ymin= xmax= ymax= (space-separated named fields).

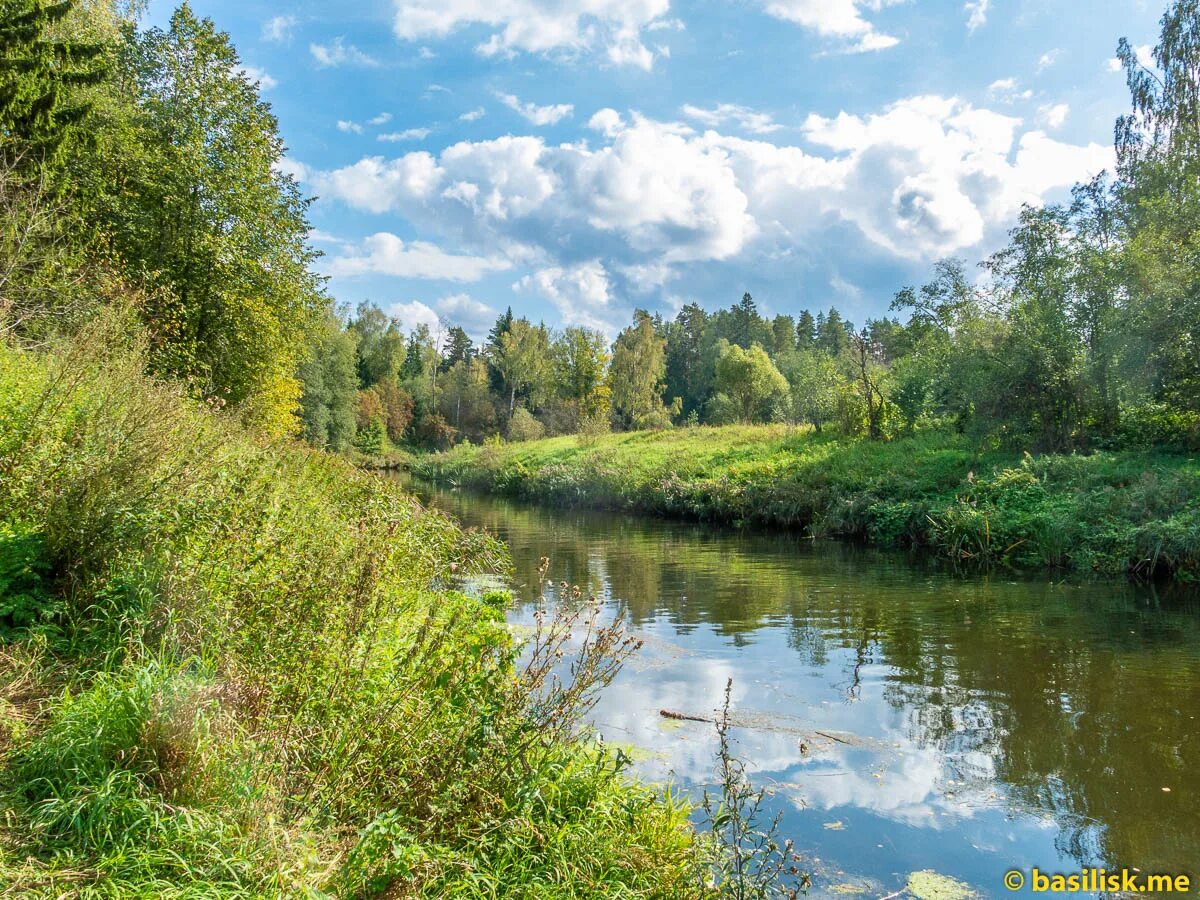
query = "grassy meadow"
xmin=413 ymin=426 xmax=1200 ymax=581
xmin=0 ymin=324 xmax=708 ymax=898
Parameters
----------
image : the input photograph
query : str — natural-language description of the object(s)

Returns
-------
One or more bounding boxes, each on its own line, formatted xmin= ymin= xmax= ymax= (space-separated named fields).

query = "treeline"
xmin=310 ymin=3 xmax=1200 ymax=456
xmin=2 ymin=0 xmax=1199 ymax=460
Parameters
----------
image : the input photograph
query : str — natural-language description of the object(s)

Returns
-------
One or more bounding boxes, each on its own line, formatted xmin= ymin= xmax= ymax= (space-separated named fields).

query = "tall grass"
xmin=413 ymin=426 xmax=1200 ymax=580
xmin=0 ymin=317 xmax=706 ymax=897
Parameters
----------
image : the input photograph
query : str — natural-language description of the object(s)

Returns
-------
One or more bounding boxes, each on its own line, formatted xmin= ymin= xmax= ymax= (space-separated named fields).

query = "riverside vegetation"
xmin=412 ymin=426 xmax=1200 ymax=581
xmin=0 ymin=320 xmax=716 ymax=896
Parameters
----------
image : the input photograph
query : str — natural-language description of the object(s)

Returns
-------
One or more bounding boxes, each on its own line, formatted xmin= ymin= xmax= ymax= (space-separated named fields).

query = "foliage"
xmin=414 ymin=424 xmax=1200 ymax=581
xmin=298 ymin=313 xmax=358 ymax=451
xmin=709 ymin=341 xmax=788 ymax=425
xmin=506 ymin=405 xmax=545 ymax=442
xmin=0 ymin=0 xmax=107 ymax=169
xmin=611 ymin=309 xmax=677 ymax=430
xmin=85 ymin=4 xmax=325 ymax=436
xmin=0 ymin=328 xmax=705 ymax=896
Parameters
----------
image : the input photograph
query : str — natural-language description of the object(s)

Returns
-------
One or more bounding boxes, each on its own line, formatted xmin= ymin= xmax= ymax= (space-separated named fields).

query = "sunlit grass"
xmin=0 ymin=320 xmax=707 ymax=897
xmin=415 ymin=426 xmax=1200 ymax=580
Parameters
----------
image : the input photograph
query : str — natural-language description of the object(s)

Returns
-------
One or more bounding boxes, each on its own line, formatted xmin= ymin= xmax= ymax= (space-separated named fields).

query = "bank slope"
xmin=413 ymin=426 xmax=1200 ymax=580
xmin=0 ymin=330 xmax=701 ymax=898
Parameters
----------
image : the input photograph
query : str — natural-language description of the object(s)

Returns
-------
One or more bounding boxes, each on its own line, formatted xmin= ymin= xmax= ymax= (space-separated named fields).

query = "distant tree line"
xmin=1 ymin=0 xmax=1198 ymax=455
xmin=301 ymin=0 xmax=1200 ymax=454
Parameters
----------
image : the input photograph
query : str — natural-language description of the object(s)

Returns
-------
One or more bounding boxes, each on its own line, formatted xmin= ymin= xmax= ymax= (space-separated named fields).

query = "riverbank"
xmin=412 ymin=426 xmax=1200 ymax=580
xmin=0 ymin=328 xmax=703 ymax=897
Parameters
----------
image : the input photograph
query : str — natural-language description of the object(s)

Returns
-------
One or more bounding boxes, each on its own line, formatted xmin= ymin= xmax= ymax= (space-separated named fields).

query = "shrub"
xmin=506 ymin=406 xmax=545 ymax=442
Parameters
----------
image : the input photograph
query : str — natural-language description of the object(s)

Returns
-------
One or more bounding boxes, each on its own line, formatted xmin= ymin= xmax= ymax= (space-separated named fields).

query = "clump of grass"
xmin=0 ymin=316 xmax=705 ymax=897
xmin=414 ymin=424 xmax=1200 ymax=580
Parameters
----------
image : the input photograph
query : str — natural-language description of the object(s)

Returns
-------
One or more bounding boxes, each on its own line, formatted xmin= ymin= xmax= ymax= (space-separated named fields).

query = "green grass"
xmin=0 ymin=320 xmax=707 ymax=897
xmin=412 ymin=425 xmax=1200 ymax=580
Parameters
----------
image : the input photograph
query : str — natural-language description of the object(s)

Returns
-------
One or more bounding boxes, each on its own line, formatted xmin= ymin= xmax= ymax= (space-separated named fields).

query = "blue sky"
xmin=147 ymin=0 xmax=1163 ymax=341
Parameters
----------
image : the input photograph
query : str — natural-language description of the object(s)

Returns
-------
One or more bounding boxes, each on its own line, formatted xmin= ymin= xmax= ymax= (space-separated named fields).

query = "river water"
xmin=406 ymin=478 xmax=1200 ymax=897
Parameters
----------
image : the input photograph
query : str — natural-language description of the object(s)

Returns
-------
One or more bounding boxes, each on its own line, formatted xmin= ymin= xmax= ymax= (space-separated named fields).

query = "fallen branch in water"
xmin=659 ymin=709 xmax=712 ymax=723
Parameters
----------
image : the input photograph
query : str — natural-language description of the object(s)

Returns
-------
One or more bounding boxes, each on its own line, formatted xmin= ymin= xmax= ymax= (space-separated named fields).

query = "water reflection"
xmin=405 ymin=478 xmax=1200 ymax=896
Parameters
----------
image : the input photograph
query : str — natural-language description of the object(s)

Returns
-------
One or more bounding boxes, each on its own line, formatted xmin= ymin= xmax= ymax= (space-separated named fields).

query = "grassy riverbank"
xmin=0 ymin=327 xmax=703 ymax=897
xmin=413 ymin=426 xmax=1200 ymax=581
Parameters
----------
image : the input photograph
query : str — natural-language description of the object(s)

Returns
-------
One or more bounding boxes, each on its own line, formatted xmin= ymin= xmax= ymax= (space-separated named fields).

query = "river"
xmin=405 ymin=477 xmax=1200 ymax=897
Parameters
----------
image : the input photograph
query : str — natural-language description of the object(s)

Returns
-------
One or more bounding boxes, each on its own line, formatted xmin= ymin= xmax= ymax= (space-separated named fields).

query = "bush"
xmin=506 ymin=406 xmax=545 ymax=442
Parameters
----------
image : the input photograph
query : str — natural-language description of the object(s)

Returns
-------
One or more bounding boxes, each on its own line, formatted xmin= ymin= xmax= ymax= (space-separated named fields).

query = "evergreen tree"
xmin=441 ymin=325 xmax=473 ymax=370
xmin=795 ymin=310 xmax=816 ymax=349
xmin=0 ymin=0 xmax=107 ymax=168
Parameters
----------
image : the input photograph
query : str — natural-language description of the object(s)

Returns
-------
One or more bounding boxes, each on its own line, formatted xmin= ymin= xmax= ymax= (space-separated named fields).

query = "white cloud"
xmin=988 ymin=77 xmax=1033 ymax=103
xmin=390 ymin=0 xmax=670 ymax=70
xmin=681 ymin=103 xmax=781 ymax=135
xmin=370 ymin=113 xmax=393 ymax=126
xmin=460 ymin=107 xmax=486 ymax=122
xmin=789 ymin=95 xmax=1112 ymax=257
xmin=497 ymin=92 xmax=574 ymax=126
xmin=1037 ymin=102 xmax=1069 ymax=129
xmin=757 ymin=0 xmax=900 ymax=53
xmin=515 ymin=262 xmax=620 ymax=333
xmin=309 ymin=95 xmax=1111 ymax=283
xmin=326 ymin=232 xmax=511 ymax=281
xmin=238 ymin=65 xmax=277 ymax=91
xmin=587 ymin=108 xmax=624 ymax=137
xmin=1036 ymin=49 xmax=1061 ymax=72
xmin=313 ymin=115 xmax=754 ymax=267
xmin=435 ymin=293 xmax=498 ymax=338
xmin=386 ymin=300 xmax=442 ymax=335
xmin=310 ymin=37 xmax=378 ymax=68
xmin=336 ymin=120 xmax=364 ymax=134
xmin=379 ymin=128 xmax=433 ymax=142
xmin=262 ymin=15 xmax=295 ymax=43
xmin=964 ymin=0 xmax=989 ymax=33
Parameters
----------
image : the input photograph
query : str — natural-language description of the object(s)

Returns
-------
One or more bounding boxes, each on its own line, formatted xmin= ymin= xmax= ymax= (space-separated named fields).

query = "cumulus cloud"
xmin=336 ymin=120 xmax=364 ymax=134
xmin=497 ymin=92 xmax=574 ymax=126
xmin=435 ymin=293 xmax=499 ymax=339
xmin=379 ymin=128 xmax=432 ymax=142
xmin=1036 ymin=49 xmax=1061 ymax=72
xmin=238 ymin=66 xmax=277 ymax=90
xmin=310 ymin=38 xmax=378 ymax=68
xmin=262 ymin=15 xmax=295 ymax=43
xmin=515 ymin=261 xmax=620 ymax=332
xmin=370 ymin=113 xmax=393 ymax=126
xmin=789 ymin=95 xmax=1111 ymax=256
xmin=460 ymin=107 xmax=486 ymax=122
xmin=757 ymin=0 xmax=900 ymax=53
xmin=386 ymin=300 xmax=442 ymax=335
xmin=1037 ymin=103 xmax=1069 ymax=129
xmin=390 ymin=0 xmax=671 ymax=70
xmin=309 ymin=95 xmax=1111 ymax=292
xmin=325 ymin=232 xmax=511 ymax=281
xmin=681 ymin=103 xmax=780 ymax=134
